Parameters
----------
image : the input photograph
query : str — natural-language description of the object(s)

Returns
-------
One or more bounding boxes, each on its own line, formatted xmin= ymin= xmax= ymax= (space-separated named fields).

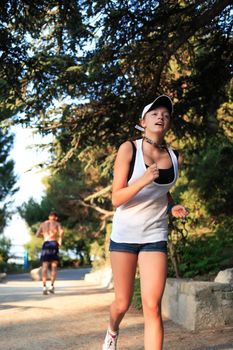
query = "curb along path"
xmin=0 ymin=269 xmax=233 ymax=350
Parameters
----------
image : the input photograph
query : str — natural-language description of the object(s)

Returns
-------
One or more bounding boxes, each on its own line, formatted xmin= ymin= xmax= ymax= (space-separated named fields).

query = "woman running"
xmin=102 ymin=95 xmax=188 ymax=350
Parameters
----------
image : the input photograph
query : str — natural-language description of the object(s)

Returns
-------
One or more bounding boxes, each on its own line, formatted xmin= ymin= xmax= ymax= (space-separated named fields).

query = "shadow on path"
xmin=0 ymin=285 xmax=110 ymax=304
xmin=193 ymin=343 xmax=233 ymax=350
xmin=5 ymin=267 xmax=91 ymax=282
xmin=0 ymin=303 xmax=52 ymax=311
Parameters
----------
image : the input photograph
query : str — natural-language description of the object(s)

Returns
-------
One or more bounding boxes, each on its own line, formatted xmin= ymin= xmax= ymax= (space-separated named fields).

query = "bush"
xmin=132 ymin=216 xmax=233 ymax=309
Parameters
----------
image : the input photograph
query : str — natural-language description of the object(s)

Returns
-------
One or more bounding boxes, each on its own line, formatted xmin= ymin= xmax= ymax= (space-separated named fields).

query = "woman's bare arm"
xmin=112 ymin=141 xmax=158 ymax=207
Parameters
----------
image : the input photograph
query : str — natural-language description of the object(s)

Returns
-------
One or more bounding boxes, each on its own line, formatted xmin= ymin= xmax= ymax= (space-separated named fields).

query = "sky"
xmin=3 ymin=125 xmax=52 ymax=254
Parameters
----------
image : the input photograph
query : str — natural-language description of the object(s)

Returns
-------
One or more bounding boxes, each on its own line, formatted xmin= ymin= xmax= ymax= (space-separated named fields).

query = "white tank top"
xmin=111 ymin=138 xmax=179 ymax=243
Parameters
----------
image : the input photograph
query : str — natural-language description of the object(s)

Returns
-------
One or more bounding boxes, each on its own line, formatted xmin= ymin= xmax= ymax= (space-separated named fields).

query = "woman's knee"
xmin=113 ymin=297 xmax=131 ymax=314
xmin=142 ymin=299 xmax=161 ymax=317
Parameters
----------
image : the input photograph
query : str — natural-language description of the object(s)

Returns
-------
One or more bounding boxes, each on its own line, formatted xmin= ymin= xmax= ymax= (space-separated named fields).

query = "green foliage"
xmin=0 ymin=0 xmax=90 ymax=120
xmin=90 ymin=223 xmax=112 ymax=270
xmin=0 ymin=236 xmax=11 ymax=269
xmin=61 ymin=227 xmax=92 ymax=265
xmin=19 ymin=197 xmax=52 ymax=226
xmin=217 ymin=102 xmax=233 ymax=139
xmin=24 ymin=225 xmax=42 ymax=261
xmin=186 ymin=137 xmax=233 ymax=216
xmin=166 ymin=131 xmax=233 ymax=279
xmin=0 ymin=129 xmax=18 ymax=232
xmin=168 ymin=216 xmax=233 ymax=279
xmin=132 ymin=278 xmax=142 ymax=310
xmin=1 ymin=1 xmax=232 ymax=152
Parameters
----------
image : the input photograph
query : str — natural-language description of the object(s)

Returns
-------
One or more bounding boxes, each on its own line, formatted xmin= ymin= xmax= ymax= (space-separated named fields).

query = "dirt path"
xmin=0 ymin=269 xmax=232 ymax=350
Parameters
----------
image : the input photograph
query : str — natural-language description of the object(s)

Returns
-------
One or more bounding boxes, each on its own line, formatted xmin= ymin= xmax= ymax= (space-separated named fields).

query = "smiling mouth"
xmin=155 ymin=122 xmax=164 ymax=126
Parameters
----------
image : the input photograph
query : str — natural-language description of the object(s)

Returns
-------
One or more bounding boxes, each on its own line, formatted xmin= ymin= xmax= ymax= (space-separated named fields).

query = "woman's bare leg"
xmin=109 ymin=252 xmax=138 ymax=332
xmin=138 ymin=252 xmax=167 ymax=350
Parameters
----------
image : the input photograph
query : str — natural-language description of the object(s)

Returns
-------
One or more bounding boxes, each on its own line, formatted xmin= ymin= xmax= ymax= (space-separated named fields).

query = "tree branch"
xmin=154 ymin=0 xmax=232 ymax=87
xmin=84 ymin=185 xmax=112 ymax=202
xmin=76 ymin=199 xmax=114 ymax=218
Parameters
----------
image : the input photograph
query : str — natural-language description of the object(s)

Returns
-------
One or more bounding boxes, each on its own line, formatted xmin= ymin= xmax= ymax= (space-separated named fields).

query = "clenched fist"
xmin=142 ymin=163 xmax=159 ymax=186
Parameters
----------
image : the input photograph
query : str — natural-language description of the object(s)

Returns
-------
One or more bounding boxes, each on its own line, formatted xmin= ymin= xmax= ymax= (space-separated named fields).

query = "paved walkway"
xmin=0 ymin=268 xmax=233 ymax=350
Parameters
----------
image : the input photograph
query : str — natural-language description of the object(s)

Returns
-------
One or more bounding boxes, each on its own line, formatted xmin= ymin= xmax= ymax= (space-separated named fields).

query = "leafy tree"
xmin=0 ymin=1 xmax=231 ymax=147
xmin=187 ymin=137 xmax=233 ymax=216
xmin=19 ymin=197 xmax=53 ymax=226
xmin=24 ymin=225 xmax=42 ymax=262
xmin=0 ymin=129 xmax=18 ymax=232
xmin=0 ymin=236 xmax=11 ymax=269
xmin=20 ymin=154 xmax=113 ymax=264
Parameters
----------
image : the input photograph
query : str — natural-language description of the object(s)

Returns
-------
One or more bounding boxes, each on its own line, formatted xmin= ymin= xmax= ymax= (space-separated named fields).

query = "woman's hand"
xmin=171 ymin=205 xmax=189 ymax=218
xmin=141 ymin=163 xmax=159 ymax=186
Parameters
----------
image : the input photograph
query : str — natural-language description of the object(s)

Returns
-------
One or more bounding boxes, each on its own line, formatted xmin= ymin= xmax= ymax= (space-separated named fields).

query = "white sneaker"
xmin=42 ymin=286 xmax=48 ymax=295
xmin=102 ymin=329 xmax=118 ymax=350
xmin=48 ymin=286 xmax=55 ymax=294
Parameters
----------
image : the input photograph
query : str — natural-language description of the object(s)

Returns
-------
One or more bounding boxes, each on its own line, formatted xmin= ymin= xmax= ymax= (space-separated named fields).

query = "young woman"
xmin=102 ymin=95 xmax=188 ymax=350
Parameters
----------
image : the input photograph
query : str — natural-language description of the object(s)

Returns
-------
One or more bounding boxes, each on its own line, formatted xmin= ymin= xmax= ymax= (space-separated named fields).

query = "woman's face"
xmin=141 ymin=106 xmax=171 ymax=134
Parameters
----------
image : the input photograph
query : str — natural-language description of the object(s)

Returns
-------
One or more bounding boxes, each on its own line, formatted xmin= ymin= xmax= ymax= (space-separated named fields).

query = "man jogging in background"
xmin=36 ymin=211 xmax=64 ymax=295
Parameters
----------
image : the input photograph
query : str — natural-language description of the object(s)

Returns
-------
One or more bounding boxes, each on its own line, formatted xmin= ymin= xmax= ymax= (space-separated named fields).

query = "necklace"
xmin=143 ymin=136 xmax=167 ymax=149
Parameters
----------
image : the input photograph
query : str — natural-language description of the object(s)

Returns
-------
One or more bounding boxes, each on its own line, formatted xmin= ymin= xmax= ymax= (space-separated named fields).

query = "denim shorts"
xmin=109 ymin=239 xmax=167 ymax=255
